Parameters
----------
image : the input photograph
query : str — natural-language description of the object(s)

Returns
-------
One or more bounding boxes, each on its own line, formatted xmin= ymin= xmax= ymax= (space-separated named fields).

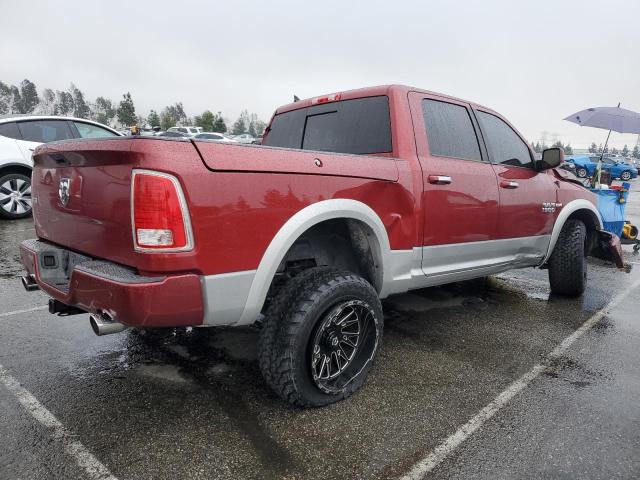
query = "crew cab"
xmin=20 ymin=85 xmax=624 ymax=407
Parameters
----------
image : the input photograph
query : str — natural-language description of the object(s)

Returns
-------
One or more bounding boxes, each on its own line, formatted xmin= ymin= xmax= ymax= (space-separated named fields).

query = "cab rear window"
xmin=264 ymin=96 xmax=392 ymax=155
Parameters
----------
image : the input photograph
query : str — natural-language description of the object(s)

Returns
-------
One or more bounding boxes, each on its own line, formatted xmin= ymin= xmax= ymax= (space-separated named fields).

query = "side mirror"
xmin=540 ymin=147 xmax=564 ymax=170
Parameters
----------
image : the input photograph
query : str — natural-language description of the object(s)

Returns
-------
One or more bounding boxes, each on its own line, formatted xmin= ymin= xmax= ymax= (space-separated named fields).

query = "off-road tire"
xmin=576 ymin=167 xmax=588 ymax=178
xmin=620 ymin=170 xmax=632 ymax=181
xmin=0 ymin=172 xmax=32 ymax=220
xmin=258 ymin=267 xmax=383 ymax=407
xmin=548 ymin=219 xmax=587 ymax=296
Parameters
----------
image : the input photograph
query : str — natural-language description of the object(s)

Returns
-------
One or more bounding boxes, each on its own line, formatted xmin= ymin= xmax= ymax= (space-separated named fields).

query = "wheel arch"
xmin=541 ymin=199 xmax=602 ymax=264
xmin=0 ymin=163 xmax=32 ymax=178
xmin=236 ymin=199 xmax=392 ymax=325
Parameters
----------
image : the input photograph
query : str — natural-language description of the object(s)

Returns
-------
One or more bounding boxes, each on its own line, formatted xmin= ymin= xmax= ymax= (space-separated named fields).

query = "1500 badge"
xmin=542 ymin=202 xmax=562 ymax=213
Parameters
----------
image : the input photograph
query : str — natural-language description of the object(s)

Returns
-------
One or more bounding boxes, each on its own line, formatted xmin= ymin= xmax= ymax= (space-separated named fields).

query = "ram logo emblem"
xmin=58 ymin=178 xmax=71 ymax=207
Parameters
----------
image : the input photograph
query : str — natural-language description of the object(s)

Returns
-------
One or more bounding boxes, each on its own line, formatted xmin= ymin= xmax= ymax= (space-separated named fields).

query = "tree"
xmin=589 ymin=142 xmax=598 ymax=153
xmin=165 ymin=103 xmax=187 ymax=125
xmin=564 ymin=143 xmax=573 ymax=155
xmin=9 ymin=85 xmax=22 ymax=113
xmin=19 ymin=79 xmax=39 ymax=113
xmin=68 ymin=83 xmax=89 ymax=119
xmin=621 ymin=144 xmax=629 ymax=157
xmin=36 ymin=88 xmax=56 ymax=115
xmin=147 ymin=110 xmax=160 ymax=128
xmin=92 ymin=97 xmax=116 ymax=125
xmin=160 ymin=109 xmax=177 ymax=130
xmin=0 ymin=81 xmax=11 ymax=114
xmin=212 ymin=113 xmax=227 ymax=133
xmin=195 ymin=110 xmax=215 ymax=131
xmin=632 ymin=145 xmax=640 ymax=159
xmin=597 ymin=143 xmax=603 ymax=153
xmin=117 ymin=92 xmax=136 ymax=126
xmin=232 ymin=110 xmax=250 ymax=135
xmin=610 ymin=147 xmax=619 ymax=155
xmin=53 ymin=90 xmax=73 ymax=116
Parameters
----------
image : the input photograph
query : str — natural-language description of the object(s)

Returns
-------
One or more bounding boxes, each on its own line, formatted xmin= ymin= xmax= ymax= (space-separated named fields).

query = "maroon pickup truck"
xmin=20 ymin=85 xmax=623 ymax=407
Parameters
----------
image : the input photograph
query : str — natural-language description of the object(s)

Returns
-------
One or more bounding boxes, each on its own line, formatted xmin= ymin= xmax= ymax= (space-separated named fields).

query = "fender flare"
xmin=541 ymin=199 xmax=603 ymax=264
xmin=236 ymin=199 xmax=392 ymax=325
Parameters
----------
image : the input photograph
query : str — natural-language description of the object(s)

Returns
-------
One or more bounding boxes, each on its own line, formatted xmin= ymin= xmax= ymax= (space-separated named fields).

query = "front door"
xmin=409 ymin=92 xmax=501 ymax=276
xmin=474 ymin=109 xmax=557 ymax=263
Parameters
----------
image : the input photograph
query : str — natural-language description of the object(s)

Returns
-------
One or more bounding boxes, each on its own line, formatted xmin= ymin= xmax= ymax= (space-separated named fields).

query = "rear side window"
xmin=422 ymin=99 xmax=482 ymax=161
xmin=17 ymin=120 xmax=74 ymax=143
xmin=264 ymin=96 xmax=392 ymax=155
xmin=0 ymin=122 xmax=20 ymax=140
xmin=73 ymin=121 xmax=118 ymax=139
xmin=476 ymin=111 xmax=533 ymax=168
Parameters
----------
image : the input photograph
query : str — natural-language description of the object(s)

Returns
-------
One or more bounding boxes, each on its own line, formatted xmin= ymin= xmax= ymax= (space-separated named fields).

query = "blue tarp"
xmin=591 ymin=182 xmax=630 ymax=237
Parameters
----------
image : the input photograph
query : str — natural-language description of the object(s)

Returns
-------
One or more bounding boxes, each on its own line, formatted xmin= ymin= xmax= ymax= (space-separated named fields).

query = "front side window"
xmin=422 ymin=99 xmax=482 ymax=161
xmin=17 ymin=120 xmax=74 ymax=143
xmin=73 ymin=121 xmax=118 ymax=139
xmin=264 ymin=96 xmax=392 ymax=155
xmin=476 ymin=111 xmax=533 ymax=168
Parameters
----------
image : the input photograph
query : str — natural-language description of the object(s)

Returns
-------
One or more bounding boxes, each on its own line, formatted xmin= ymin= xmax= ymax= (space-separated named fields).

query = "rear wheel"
xmin=258 ymin=267 xmax=383 ymax=407
xmin=548 ymin=219 xmax=587 ymax=296
xmin=620 ymin=170 xmax=632 ymax=181
xmin=576 ymin=167 xmax=588 ymax=178
xmin=0 ymin=172 xmax=32 ymax=219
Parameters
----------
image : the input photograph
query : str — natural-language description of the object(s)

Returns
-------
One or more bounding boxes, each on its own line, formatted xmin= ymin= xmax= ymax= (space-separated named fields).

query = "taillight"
xmin=311 ymin=93 xmax=342 ymax=105
xmin=131 ymin=170 xmax=193 ymax=252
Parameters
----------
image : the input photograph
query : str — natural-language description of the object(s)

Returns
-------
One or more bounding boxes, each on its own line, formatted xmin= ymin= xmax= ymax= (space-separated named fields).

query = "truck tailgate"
xmin=31 ymin=138 xmax=205 ymax=273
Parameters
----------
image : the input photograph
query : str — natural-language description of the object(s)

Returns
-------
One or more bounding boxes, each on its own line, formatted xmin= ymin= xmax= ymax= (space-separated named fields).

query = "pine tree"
xmin=117 ymin=92 xmax=136 ymax=126
xmin=9 ymin=85 xmax=22 ymax=113
xmin=53 ymin=90 xmax=73 ymax=116
xmin=589 ymin=142 xmax=598 ymax=153
xmin=69 ymin=84 xmax=89 ymax=119
xmin=212 ymin=113 xmax=227 ymax=133
xmin=564 ymin=143 xmax=573 ymax=155
xmin=93 ymin=97 xmax=115 ymax=125
xmin=19 ymin=79 xmax=39 ymax=113
xmin=147 ymin=110 xmax=160 ymax=127
xmin=621 ymin=144 xmax=629 ymax=157
xmin=632 ymin=145 xmax=640 ymax=159
xmin=195 ymin=110 xmax=215 ymax=131
xmin=0 ymin=81 xmax=12 ymax=114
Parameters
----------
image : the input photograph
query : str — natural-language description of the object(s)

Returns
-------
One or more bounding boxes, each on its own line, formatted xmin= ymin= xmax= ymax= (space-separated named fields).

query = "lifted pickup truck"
xmin=20 ymin=85 xmax=624 ymax=407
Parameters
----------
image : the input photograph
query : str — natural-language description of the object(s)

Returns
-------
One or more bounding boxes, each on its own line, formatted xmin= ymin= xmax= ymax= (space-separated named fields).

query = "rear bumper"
xmin=20 ymin=239 xmax=204 ymax=328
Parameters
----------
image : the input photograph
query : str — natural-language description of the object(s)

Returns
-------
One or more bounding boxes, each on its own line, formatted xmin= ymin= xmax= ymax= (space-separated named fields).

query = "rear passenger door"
xmin=409 ymin=92 xmax=501 ymax=276
xmin=475 ymin=109 xmax=557 ymax=249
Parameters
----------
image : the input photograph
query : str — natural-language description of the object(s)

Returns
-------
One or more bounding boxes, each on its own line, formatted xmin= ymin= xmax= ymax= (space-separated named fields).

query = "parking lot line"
xmin=400 ymin=277 xmax=640 ymax=480
xmin=0 ymin=364 xmax=118 ymax=480
xmin=0 ymin=306 xmax=48 ymax=318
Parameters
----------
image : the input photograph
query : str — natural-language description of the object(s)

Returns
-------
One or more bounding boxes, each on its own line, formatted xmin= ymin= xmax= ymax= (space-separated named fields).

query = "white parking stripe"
xmin=0 ymin=364 xmax=118 ymax=480
xmin=400 ymin=278 xmax=640 ymax=480
xmin=0 ymin=306 xmax=48 ymax=318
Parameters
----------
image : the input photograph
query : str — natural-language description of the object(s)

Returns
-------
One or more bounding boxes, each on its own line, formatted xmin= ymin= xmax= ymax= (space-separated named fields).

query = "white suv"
xmin=167 ymin=126 xmax=203 ymax=136
xmin=0 ymin=115 xmax=121 ymax=219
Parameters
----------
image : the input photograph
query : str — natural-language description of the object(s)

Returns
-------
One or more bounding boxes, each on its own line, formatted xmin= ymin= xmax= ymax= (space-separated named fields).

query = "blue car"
xmin=566 ymin=155 xmax=638 ymax=181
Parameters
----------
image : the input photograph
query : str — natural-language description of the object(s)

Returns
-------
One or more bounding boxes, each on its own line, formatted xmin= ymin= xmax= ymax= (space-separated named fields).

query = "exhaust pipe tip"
xmin=21 ymin=274 xmax=39 ymax=292
xmin=90 ymin=311 xmax=128 ymax=336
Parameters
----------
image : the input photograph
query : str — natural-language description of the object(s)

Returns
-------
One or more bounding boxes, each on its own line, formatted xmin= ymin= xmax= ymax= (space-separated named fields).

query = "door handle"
xmin=500 ymin=180 xmax=519 ymax=189
xmin=428 ymin=175 xmax=452 ymax=185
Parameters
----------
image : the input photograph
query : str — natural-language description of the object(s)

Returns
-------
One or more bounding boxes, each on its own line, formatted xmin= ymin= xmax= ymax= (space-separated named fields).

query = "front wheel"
xmin=0 ymin=172 xmax=32 ymax=219
xmin=576 ymin=167 xmax=588 ymax=178
xmin=620 ymin=170 xmax=632 ymax=181
xmin=258 ymin=267 xmax=383 ymax=407
xmin=548 ymin=219 xmax=587 ymax=296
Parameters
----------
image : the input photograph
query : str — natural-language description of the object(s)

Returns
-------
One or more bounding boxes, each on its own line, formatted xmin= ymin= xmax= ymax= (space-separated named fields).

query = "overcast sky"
xmin=1 ymin=0 xmax=639 ymax=148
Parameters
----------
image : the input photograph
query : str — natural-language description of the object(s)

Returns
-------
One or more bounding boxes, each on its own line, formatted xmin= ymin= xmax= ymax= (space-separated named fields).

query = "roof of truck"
xmin=274 ymin=84 xmax=493 ymax=115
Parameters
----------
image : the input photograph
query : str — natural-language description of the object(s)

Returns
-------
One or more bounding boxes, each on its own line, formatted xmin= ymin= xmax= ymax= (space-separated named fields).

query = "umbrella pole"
xmin=596 ymin=128 xmax=612 ymax=186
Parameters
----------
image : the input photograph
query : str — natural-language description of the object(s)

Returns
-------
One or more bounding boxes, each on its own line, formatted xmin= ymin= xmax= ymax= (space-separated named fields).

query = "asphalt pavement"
xmin=1 ymin=189 xmax=639 ymax=480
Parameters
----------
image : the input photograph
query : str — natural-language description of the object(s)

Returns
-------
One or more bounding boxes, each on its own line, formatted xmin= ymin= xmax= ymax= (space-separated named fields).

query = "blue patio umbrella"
xmin=564 ymin=104 xmax=640 ymax=184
